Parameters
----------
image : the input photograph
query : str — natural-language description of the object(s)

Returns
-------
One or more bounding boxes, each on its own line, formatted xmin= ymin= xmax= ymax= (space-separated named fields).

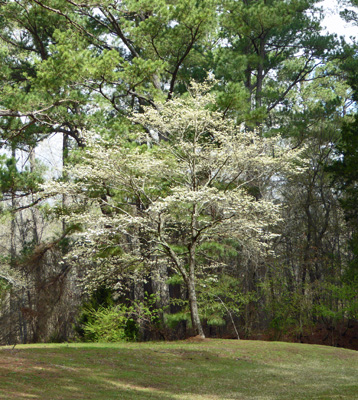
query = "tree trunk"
xmin=255 ymin=37 xmax=265 ymax=110
xmin=187 ymin=277 xmax=205 ymax=338
xmin=151 ymin=260 xmax=170 ymax=314
xmin=187 ymin=244 xmax=205 ymax=338
xmin=62 ymin=133 xmax=69 ymax=233
xmin=9 ymin=146 xmax=17 ymax=345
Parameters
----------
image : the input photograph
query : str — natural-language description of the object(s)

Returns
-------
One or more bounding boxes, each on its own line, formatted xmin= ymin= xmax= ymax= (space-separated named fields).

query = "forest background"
xmin=0 ymin=0 xmax=357 ymax=348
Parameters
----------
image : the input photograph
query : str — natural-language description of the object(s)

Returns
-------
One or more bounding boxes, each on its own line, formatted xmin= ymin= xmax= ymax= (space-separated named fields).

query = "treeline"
xmin=0 ymin=0 xmax=357 ymax=347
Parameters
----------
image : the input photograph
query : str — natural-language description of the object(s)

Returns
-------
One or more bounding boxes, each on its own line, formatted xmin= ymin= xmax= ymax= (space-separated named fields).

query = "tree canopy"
xmin=0 ymin=0 xmax=357 ymax=345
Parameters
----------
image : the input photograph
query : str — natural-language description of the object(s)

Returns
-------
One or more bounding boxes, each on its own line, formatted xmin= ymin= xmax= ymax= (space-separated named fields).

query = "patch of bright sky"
xmin=35 ymin=134 xmax=63 ymax=178
xmin=320 ymin=0 xmax=357 ymax=40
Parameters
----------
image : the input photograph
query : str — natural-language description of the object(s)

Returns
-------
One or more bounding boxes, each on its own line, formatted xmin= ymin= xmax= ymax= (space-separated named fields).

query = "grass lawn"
xmin=0 ymin=339 xmax=357 ymax=399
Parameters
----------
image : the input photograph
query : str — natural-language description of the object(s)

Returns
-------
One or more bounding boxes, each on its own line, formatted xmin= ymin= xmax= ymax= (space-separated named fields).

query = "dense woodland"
xmin=0 ymin=0 xmax=357 ymax=348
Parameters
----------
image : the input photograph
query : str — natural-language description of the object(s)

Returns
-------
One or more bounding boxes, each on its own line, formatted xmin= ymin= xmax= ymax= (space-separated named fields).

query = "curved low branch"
xmin=0 ymin=98 xmax=81 ymax=119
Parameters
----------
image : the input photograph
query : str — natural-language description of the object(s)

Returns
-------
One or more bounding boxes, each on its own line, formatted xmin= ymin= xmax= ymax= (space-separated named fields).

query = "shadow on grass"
xmin=0 ymin=346 xmax=257 ymax=400
xmin=0 ymin=342 xmax=357 ymax=399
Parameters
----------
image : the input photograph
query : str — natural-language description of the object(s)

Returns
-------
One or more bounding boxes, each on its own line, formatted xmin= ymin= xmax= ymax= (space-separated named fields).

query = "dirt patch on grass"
xmin=326 ymin=349 xmax=358 ymax=360
xmin=0 ymin=354 xmax=29 ymax=372
xmin=0 ymin=351 xmax=82 ymax=375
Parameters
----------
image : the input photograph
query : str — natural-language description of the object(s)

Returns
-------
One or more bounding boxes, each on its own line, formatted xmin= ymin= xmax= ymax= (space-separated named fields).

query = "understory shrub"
xmin=78 ymin=293 xmax=163 ymax=342
xmin=82 ymin=305 xmax=137 ymax=342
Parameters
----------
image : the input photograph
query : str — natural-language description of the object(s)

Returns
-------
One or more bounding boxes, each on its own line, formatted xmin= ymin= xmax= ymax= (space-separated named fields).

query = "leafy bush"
xmin=74 ymin=287 xmax=114 ymax=340
xmin=82 ymin=305 xmax=137 ymax=342
xmin=78 ymin=292 xmax=163 ymax=342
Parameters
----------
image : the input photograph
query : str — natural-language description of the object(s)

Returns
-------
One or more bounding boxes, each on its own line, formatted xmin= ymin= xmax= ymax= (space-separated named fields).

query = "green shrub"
xmin=74 ymin=287 xmax=114 ymax=340
xmin=78 ymin=292 xmax=163 ymax=342
xmin=82 ymin=305 xmax=137 ymax=342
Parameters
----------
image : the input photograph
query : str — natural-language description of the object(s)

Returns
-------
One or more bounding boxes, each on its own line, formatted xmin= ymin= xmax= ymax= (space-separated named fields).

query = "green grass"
xmin=0 ymin=340 xmax=357 ymax=399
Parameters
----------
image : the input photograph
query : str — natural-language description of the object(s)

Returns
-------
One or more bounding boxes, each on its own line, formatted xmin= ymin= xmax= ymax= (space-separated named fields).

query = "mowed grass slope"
xmin=0 ymin=340 xmax=357 ymax=400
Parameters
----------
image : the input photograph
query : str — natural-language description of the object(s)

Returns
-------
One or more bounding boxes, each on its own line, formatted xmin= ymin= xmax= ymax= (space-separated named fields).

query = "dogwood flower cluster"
xmin=42 ymin=82 xmax=306 ymax=333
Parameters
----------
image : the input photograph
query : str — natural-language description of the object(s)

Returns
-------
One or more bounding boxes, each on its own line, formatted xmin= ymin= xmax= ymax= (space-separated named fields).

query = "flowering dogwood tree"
xmin=43 ymin=82 xmax=304 ymax=337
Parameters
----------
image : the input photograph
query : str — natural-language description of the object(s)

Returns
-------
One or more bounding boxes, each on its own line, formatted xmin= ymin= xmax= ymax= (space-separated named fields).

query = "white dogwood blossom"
xmin=43 ymin=81 xmax=306 ymax=337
